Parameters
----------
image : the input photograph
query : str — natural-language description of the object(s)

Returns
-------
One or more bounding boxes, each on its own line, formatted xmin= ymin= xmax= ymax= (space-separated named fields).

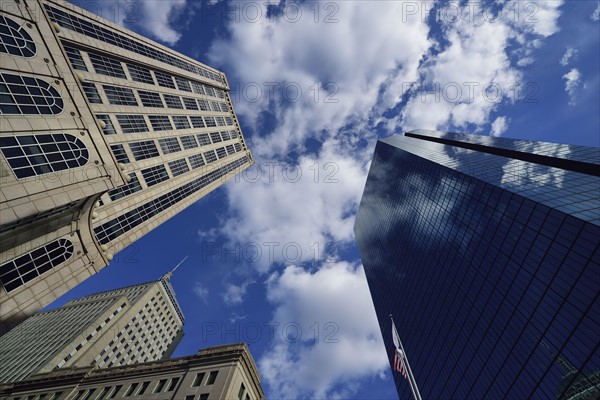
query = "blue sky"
xmin=50 ymin=1 xmax=599 ymax=398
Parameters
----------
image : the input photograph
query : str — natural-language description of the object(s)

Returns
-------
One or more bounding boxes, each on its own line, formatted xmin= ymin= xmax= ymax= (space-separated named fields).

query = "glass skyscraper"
xmin=355 ymin=130 xmax=599 ymax=399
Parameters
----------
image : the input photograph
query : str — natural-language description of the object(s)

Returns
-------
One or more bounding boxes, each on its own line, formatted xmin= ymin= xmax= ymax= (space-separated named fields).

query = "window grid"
xmin=94 ymin=157 xmax=249 ymax=244
xmin=103 ymin=85 xmax=137 ymax=106
xmin=172 ymin=116 xmax=191 ymax=130
xmin=154 ymin=70 xmax=175 ymax=89
xmin=175 ymin=76 xmax=192 ymax=92
xmin=97 ymin=114 xmax=117 ymax=135
xmin=182 ymin=97 xmax=198 ymax=110
xmin=168 ymin=158 xmax=189 ymax=177
xmin=197 ymin=99 xmax=210 ymax=111
xmin=0 ymin=239 xmax=74 ymax=292
xmin=81 ymin=82 xmax=102 ymax=104
xmin=210 ymin=132 xmax=223 ymax=144
xmin=234 ymin=143 xmax=242 ymax=152
xmin=138 ymin=90 xmax=164 ymax=108
xmin=0 ymin=73 xmax=64 ymax=115
xmin=127 ymin=63 xmax=154 ymax=84
xmin=107 ymin=173 xmax=142 ymax=200
xmin=0 ymin=15 xmax=36 ymax=57
xmin=181 ymin=135 xmax=198 ymax=150
xmin=159 ymin=138 xmax=181 ymax=154
xmin=204 ymin=116 xmax=217 ymax=127
xmin=63 ymin=45 xmax=87 ymax=71
xmin=110 ymin=144 xmax=129 ymax=163
xmin=204 ymin=150 xmax=217 ymax=164
xmin=142 ymin=164 xmax=169 ymax=187
xmin=149 ymin=115 xmax=173 ymax=131
xmin=0 ymin=134 xmax=89 ymax=178
xmin=129 ymin=140 xmax=159 ymax=161
xmin=226 ymin=144 xmax=235 ymax=155
xmin=190 ymin=116 xmax=205 ymax=129
xmin=197 ymin=134 xmax=211 ymax=146
xmin=116 ymin=115 xmax=148 ymax=134
xmin=88 ymin=52 xmax=126 ymax=78
xmin=188 ymin=154 xmax=205 ymax=169
xmin=163 ymin=94 xmax=183 ymax=109
xmin=216 ymin=147 xmax=227 ymax=159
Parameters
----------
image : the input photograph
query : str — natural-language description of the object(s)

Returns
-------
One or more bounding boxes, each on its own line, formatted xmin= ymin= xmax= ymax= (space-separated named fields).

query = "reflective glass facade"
xmin=355 ymin=130 xmax=600 ymax=399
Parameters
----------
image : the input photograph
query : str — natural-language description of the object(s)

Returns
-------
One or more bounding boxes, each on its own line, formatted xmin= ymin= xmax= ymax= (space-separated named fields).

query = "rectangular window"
xmin=107 ymin=385 xmax=121 ymax=399
xmin=192 ymin=372 xmax=206 ymax=387
xmin=204 ymin=150 xmax=217 ymax=164
xmin=97 ymin=114 xmax=116 ymax=135
xmin=238 ymin=383 xmax=246 ymax=400
xmin=204 ymin=117 xmax=217 ymax=127
xmin=216 ymin=116 xmax=226 ymax=126
xmin=164 ymin=94 xmax=183 ymax=109
xmin=142 ymin=165 xmax=169 ymax=187
xmin=221 ymin=131 xmax=231 ymax=141
xmin=148 ymin=115 xmax=173 ymax=132
xmin=211 ymin=101 xmax=221 ymax=112
xmin=210 ymin=132 xmax=223 ymax=143
xmin=173 ymin=116 xmax=191 ymax=130
xmin=159 ymin=138 xmax=181 ymax=154
xmin=216 ymin=147 xmax=227 ymax=159
xmin=190 ymin=116 xmax=205 ymax=129
xmin=154 ymin=379 xmax=167 ymax=393
xmin=154 ymin=70 xmax=175 ymax=88
xmin=124 ymin=383 xmax=138 ymax=397
xmin=130 ymin=140 xmax=159 ymax=161
xmin=185 ymin=396 xmax=195 ymax=400
xmin=188 ymin=154 xmax=205 ymax=169
xmin=230 ymin=130 xmax=239 ymax=139
xmin=183 ymin=97 xmax=199 ymax=110
xmin=197 ymin=134 xmax=211 ymax=146
xmin=64 ymin=46 xmax=87 ymax=71
xmin=226 ymin=144 xmax=235 ymax=155
xmin=81 ymin=82 xmax=102 ymax=104
xmin=175 ymin=76 xmax=192 ymax=92
xmin=127 ymin=63 xmax=154 ymax=84
xmin=89 ymin=52 xmax=126 ymax=78
xmin=197 ymin=99 xmax=210 ymax=111
xmin=207 ymin=371 xmax=218 ymax=385
xmin=137 ymin=381 xmax=150 ymax=396
xmin=168 ymin=159 xmax=189 ymax=177
xmin=167 ymin=377 xmax=180 ymax=391
xmin=200 ymin=394 xmax=209 ymax=400
xmin=110 ymin=144 xmax=129 ymax=163
xmin=103 ymin=85 xmax=137 ymax=106
xmin=180 ymin=135 xmax=198 ymax=149
xmin=204 ymin=86 xmax=216 ymax=97
xmin=138 ymin=90 xmax=164 ymax=108
xmin=191 ymin=81 xmax=205 ymax=95
xmin=116 ymin=115 xmax=148 ymax=134
xmin=225 ymin=116 xmax=233 ymax=125
xmin=108 ymin=173 xmax=142 ymax=201
xmin=234 ymin=143 xmax=242 ymax=152
xmin=221 ymin=103 xmax=230 ymax=113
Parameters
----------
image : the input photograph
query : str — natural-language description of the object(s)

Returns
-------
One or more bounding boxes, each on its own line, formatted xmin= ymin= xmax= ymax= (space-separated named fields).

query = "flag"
xmin=391 ymin=318 xmax=408 ymax=379
xmin=394 ymin=347 xmax=409 ymax=379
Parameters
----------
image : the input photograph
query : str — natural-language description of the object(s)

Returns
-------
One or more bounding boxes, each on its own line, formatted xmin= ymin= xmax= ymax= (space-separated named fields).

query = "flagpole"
xmin=390 ymin=315 xmax=422 ymax=400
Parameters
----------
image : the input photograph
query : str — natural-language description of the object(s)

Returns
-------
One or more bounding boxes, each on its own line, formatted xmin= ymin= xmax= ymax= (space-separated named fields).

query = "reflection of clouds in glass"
xmin=501 ymin=142 xmax=571 ymax=189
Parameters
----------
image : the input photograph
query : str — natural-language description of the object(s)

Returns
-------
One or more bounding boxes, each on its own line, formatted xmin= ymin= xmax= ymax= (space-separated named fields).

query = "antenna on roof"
xmin=162 ymin=255 xmax=188 ymax=281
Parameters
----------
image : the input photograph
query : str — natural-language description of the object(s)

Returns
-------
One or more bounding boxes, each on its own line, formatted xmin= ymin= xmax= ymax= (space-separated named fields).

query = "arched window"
xmin=0 ymin=15 xmax=36 ymax=57
xmin=0 ymin=73 xmax=63 ymax=114
xmin=0 ymin=239 xmax=74 ymax=293
xmin=0 ymin=133 xmax=89 ymax=178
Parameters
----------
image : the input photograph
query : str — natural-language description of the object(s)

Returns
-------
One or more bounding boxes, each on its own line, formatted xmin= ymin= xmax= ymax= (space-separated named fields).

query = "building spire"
xmin=162 ymin=256 xmax=188 ymax=281
xmin=540 ymin=340 xmax=577 ymax=376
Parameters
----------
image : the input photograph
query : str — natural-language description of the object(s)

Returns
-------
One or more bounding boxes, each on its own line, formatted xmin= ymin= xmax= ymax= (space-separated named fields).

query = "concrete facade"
xmin=0 ymin=0 xmax=253 ymax=334
xmin=0 ymin=274 xmax=184 ymax=383
xmin=0 ymin=343 xmax=265 ymax=400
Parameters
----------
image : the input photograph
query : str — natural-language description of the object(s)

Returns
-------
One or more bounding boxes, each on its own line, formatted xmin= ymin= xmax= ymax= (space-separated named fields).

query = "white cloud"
xmin=193 ymin=283 xmax=209 ymax=303
xmin=208 ymin=1 xmax=432 ymax=158
xmin=219 ymin=138 xmax=370 ymax=273
xmin=259 ymin=262 xmax=389 ymax=399
xmin=592 ymin=3 xmax=600 ymax=21
xmin=563 ymin=68 xmax=582 ymax=105
xmin=560 ymin=47 xmax=578 ymax=66
xmin=136 ymin=0 xmax=186 ymax=45
xmin=223 ymin=280 xmax=253 ymax=305
xmin=491 ymin=116 xmax=509 ymax=137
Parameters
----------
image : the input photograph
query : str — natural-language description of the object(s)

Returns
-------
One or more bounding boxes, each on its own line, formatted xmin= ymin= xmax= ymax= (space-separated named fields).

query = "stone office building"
xmin=0 ymin=0 xmax=253 ymax=333
xmin=0 ymin=343 xmax=264 ymax=400
xmin=0 ymin=273 xmax=184 ymax=383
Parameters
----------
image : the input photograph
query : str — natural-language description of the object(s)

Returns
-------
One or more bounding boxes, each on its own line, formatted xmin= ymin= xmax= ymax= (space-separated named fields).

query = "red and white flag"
xmin=392 ymin=319 xmax=408 ymax=379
